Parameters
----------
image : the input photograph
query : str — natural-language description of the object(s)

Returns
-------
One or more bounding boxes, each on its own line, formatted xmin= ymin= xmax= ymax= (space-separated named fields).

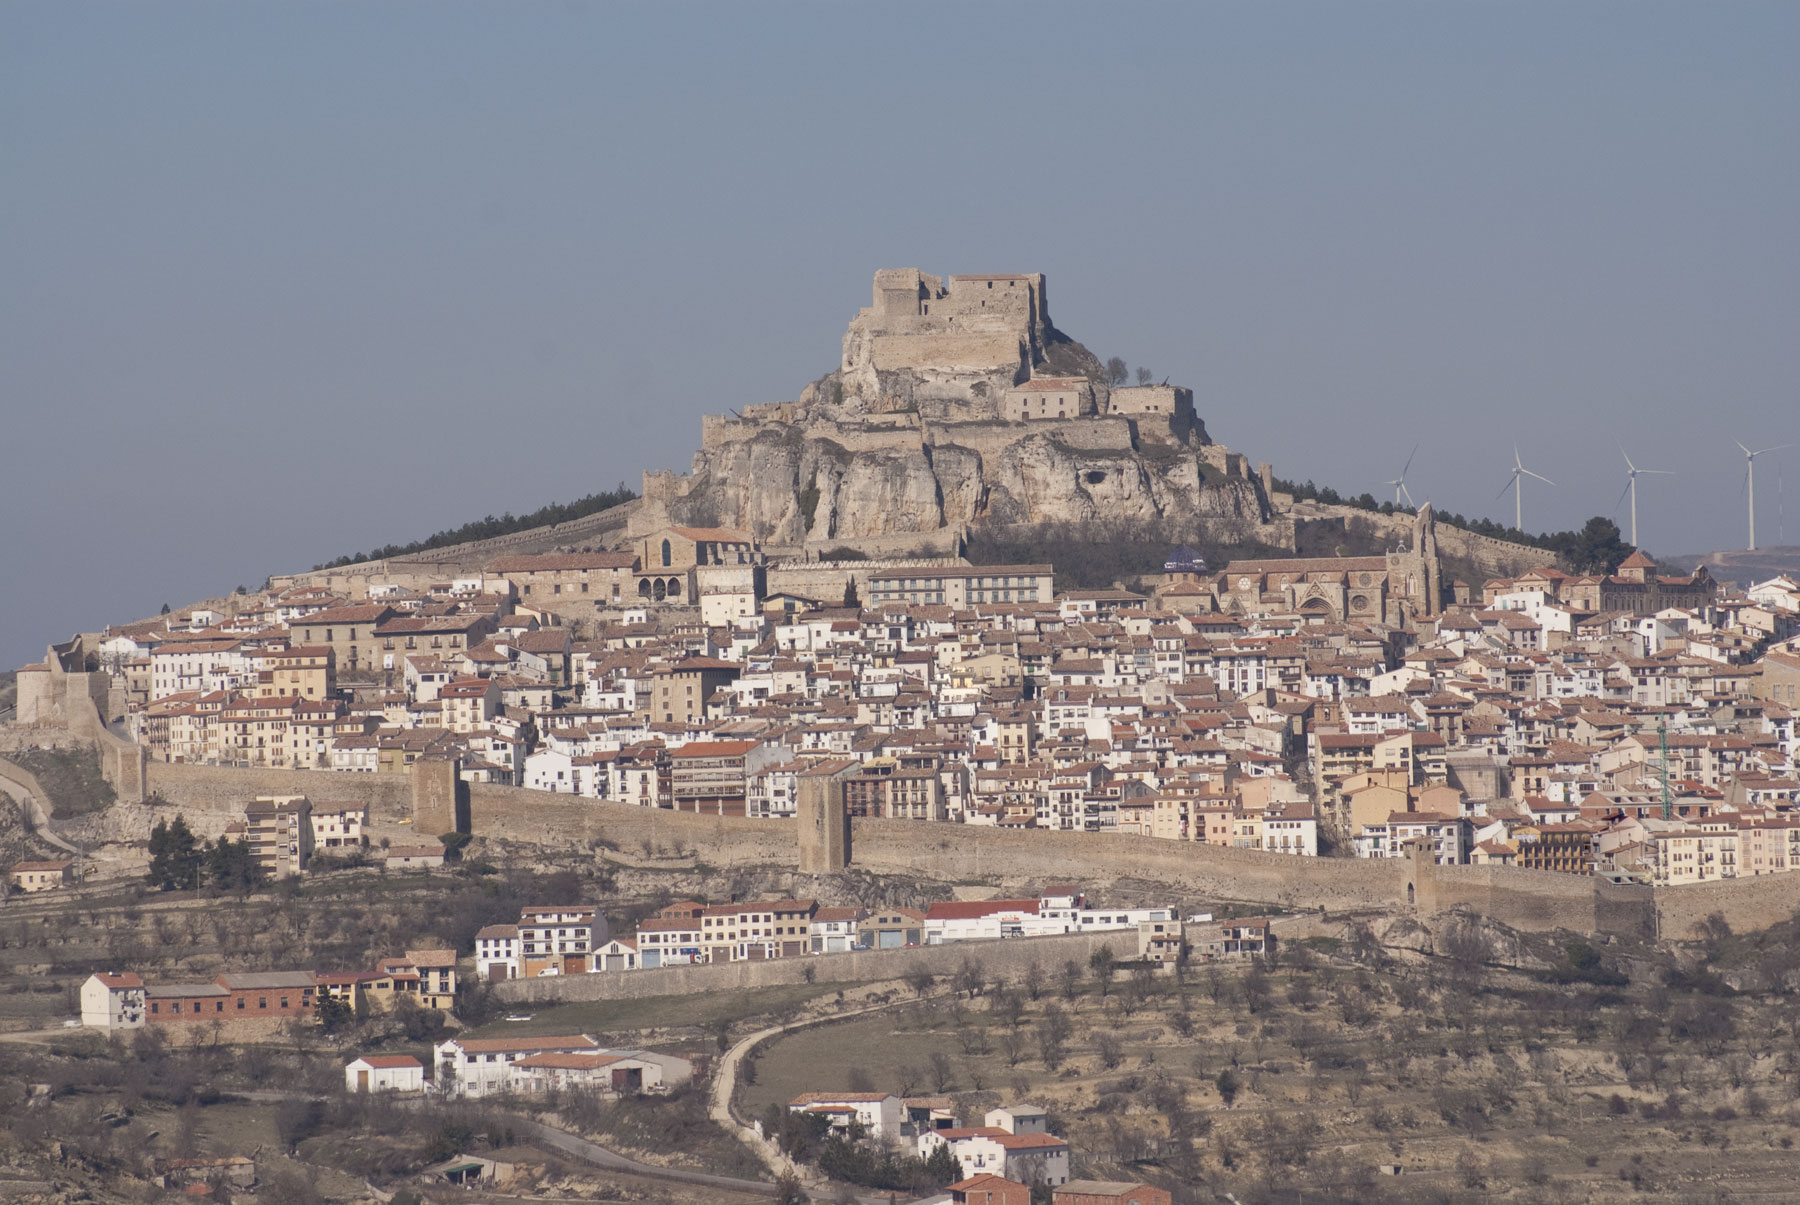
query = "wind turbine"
xmin=1497 ymin=445 xmax=1553 ymax=533
xmin=1616 ymin=448 xmax=1674 ymax=549
xmin=1739 ymin=441 xmax=1793 ymax=551
xmin=1385 ymin=443 xmax=1419 ymax=509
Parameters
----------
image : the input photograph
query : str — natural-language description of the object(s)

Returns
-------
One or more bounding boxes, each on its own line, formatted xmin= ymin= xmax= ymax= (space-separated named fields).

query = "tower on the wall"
xmin=796 ymin=763 xmax=851 ymax=873
xmin=412 ymin=753 xmax=469 ymax=836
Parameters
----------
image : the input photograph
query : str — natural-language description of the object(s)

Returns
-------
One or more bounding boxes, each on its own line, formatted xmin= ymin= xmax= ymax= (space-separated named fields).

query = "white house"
xmin=634 ymin=917 xmax=703 ymax=969
xmin=984 ymin=1106 xmax=1047 ymax=1134
xmin=310 ymin=804 xmax=367 ymax=851
xmin=345 ymin=1054 xmax=424 ymax=1093
xmin=385 ymin=844 xmax=446 ymax=870
xmin=435 ymin=1034 xmax=603 ymax=1097
xmin=808 ymin=906 xmax=865 ymax=954
xmin=80 ymin=973 xmax=146 ymax=1031
xmin=592 ymin=938 xmax=639 ymax=972
xmin=510 ymin=1049 xmax=692 ymax=1097
xmin=789 ymin=1092 xmax=906 ymax=1142
xmin=1257 ymin=805 xmax=1319 ymax=856
xmin=474 ymin=924 xmax=521 ymax=981
xmin=918 ymin=1127 xmax=1069 ymax=1186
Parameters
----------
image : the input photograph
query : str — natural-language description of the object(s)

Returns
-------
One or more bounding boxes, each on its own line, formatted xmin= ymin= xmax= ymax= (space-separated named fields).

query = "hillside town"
xmin=17 ymin=521 xmax=1798 ymax=892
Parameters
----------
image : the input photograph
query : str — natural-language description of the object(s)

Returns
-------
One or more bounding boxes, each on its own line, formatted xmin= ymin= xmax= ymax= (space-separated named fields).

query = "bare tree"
xmin=928 ymin=1049 xmax=956 ymax=1092
xmin=1095 ymin=1030 xmax=1124 ymax=1070
xmin=1024 ymin=960 xmax=1044 ymax=1001
xmin=1038 ymin=1002 xmax=1073 ymax=1070
xmin=1105 ymin=357 xmax=1129 ymax=387
xmin=1135 ymin=366 xmax=1153 ymax=386
xmin=956 ymin=1025 xmax=989 ymax=1056
xmin=895 ymin=1063 xmax=923 ymax=1097
xmin=990 ymin=986 xmax=1026 ymax=1029
xmin=1089 ymin=945 xmax=1117 ymax=997
xmin=1000 ymin=1030 xmax=1026 ymax=1067
xmin=1123 ymin=964 xmax=1156 ymax=1014
xmin=1059 ymin=959 xmax=1083 ymax=1002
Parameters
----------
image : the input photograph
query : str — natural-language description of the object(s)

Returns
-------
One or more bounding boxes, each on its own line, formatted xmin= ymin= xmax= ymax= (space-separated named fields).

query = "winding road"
xmin=0 ymin=757 xmax=79 ymax=857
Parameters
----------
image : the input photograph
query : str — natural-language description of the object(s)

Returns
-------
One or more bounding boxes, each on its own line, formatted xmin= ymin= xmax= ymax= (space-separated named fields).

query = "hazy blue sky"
xmin=5 ymin=2 xmax=1797 ymax=667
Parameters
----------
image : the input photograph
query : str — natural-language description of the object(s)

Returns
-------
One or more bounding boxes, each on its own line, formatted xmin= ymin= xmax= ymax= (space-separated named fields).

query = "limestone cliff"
xmin=646 ymin=421 xmax=1269 ymax=548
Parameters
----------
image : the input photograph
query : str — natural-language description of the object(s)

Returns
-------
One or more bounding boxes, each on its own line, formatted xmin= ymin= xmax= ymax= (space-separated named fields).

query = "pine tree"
xmin=147 ymin=816 xmax=203 ymax=891
xmin=922 ymin=1140 xmax=961 ymax=1188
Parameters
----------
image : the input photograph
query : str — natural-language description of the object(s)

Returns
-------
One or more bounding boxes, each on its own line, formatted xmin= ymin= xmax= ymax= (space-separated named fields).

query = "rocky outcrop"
xmin=633 ymin=269 xmax=1280 ymax=549
xmin=651 ymin=423 xmax=1268 ymax=546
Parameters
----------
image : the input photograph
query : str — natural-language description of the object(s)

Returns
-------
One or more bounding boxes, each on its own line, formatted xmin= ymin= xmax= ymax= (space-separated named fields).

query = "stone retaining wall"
xmin=494 ymin=929 xmax=1127 ymax=1004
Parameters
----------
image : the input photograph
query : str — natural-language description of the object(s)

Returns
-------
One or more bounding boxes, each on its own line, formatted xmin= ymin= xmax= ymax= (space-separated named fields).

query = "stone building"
xmin=490 ymin=552 xmax=638 ymax=608
xmin=839 ymin=270 xmax=1050 ymax=415
xmin=1002 ymin=377 xmax=1096 ymax=421
xmin=244 ymin=795 xmax=312 ymax=876
xmin=1559 ymin=551 xmax=1718 ymax=617
xmin=1211 ymin=505 xmax=1443 ymax=627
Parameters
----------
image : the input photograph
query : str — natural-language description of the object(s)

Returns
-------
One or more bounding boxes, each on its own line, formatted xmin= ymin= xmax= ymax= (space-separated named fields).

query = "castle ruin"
xmin=631 ymin=269 xmax=1255 ymax=552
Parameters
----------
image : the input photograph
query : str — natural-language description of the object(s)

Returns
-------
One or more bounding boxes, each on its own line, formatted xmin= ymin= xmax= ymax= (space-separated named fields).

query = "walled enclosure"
xmin=120 ymin=763 xmax=1787 ymax=938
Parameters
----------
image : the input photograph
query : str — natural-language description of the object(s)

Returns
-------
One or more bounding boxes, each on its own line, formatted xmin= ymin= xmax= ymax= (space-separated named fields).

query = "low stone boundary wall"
xmin=494 ymin=930 xmax=1127 ymax=1004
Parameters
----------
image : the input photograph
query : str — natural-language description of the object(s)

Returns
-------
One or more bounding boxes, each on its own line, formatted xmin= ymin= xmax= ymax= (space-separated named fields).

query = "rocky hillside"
xmin=657 ymin=423 xmax=1268 ymax=547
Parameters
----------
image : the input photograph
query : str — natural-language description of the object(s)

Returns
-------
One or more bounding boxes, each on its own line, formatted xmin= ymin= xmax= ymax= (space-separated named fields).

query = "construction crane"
xmin=1658 ymin=720 xmax=1672 ymax=821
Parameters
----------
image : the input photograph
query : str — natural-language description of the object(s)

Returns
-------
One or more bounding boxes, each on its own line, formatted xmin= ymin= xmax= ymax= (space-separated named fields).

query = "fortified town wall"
xmin=115 ymin=763 xmax=1737 ymax=939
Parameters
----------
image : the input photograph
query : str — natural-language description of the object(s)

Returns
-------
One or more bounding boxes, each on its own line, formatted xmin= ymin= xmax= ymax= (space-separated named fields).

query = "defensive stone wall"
xmin=1411 ymin=860 xmax=1602 ymax=933
xmin=277 ymin=499 xmax=640 ymax=586
xmin=923 ymin=418 xmax=1137 ymax=457
xmin=1653 ymin=872 xmax=1800 ymax=941
xmin=766 ymin=557 xmax=967 ymax=604
xmin=493 ymin=929 xmax=1128 ymax=1004
xmin=62 ymin=761 xmax=1800 ymax=940
xmin=1434 ymin=524 xmax=1551 ymax=578
xmin=1283 ymin=503 xmax=1546 ymax=578
xmin=144 ymin=762 xmax=410 ymax=821
xmin=798 ymin=529 xmax=963 ymax=561
xmin=848 ymin=819 xmax=1411 ymax=912
xmin=870 ymin=333 xmax=1023 ymax=374
xmin=14 ymin=643 xmax=146 ymax=802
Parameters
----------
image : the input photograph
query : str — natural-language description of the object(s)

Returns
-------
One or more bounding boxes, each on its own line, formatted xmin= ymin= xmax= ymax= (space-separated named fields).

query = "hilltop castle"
xmin=631 ymin=269 xmax=1239 ymax=551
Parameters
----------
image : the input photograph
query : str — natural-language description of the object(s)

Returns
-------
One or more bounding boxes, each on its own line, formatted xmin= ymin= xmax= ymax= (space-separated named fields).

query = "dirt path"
xmin=0 ymin=757 xmax=79 ymax=857
xmin=709 ymin=988 xmax=946 ymax=1202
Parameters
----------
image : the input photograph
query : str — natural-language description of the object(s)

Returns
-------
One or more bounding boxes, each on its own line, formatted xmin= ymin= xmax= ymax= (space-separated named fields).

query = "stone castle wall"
xmin=1433 ymin=525 xmax=1551 ymax=578
xmin=65 ymin=762 xmax=1795 ymax=940
xmin=276 ymin=499 xmax=640 ymax=588
xmin=871 ymin=333 xmax=1025 ymax=375
xmin=1652 ymin=872 xmax=1800 ymax=941
xmin=925 ymin=418 xmax=1139 ymax=457
xmin=765 ymin=557 xmax=966 ymax=603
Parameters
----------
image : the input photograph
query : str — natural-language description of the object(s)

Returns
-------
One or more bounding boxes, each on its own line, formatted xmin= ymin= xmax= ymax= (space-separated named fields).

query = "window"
xmin=661 ymin=539 xmax=672 ymax=567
